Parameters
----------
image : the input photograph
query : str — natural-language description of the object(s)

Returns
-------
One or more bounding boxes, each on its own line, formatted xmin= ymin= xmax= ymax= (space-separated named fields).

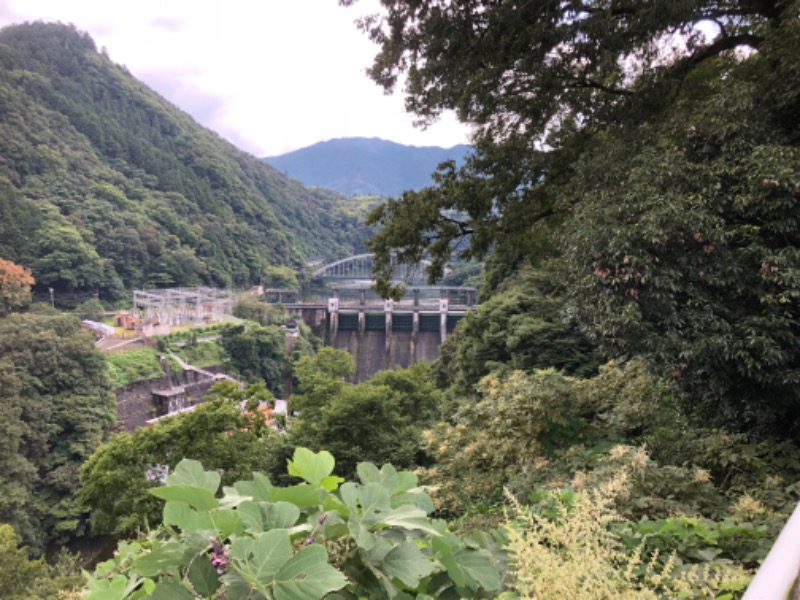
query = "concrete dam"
xmin=286 ymin=285 xmax=475 ymax=382
xmin=331 ymin=310 xmax=464 ymax=382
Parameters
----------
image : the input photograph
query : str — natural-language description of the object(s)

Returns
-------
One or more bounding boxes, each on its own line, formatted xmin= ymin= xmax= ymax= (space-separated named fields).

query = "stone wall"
xmin=114 ymin=366 xmax=223 ymax=432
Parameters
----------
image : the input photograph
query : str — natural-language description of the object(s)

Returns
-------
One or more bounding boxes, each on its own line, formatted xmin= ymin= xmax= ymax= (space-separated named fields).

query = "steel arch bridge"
xmin=311 ymin=253 xmax=434 ymax=282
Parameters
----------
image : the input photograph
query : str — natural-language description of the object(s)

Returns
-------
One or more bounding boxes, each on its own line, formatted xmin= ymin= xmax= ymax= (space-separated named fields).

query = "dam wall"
xmin=331 ymin=329 xmax=444 ymax=382
xmin=288 ymin=288 xmax=474 ymax=383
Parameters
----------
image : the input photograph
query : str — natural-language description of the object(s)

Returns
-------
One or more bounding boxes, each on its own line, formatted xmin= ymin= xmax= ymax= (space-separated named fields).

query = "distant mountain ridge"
xmin=263 ymin=137 xmax=472 ymax=198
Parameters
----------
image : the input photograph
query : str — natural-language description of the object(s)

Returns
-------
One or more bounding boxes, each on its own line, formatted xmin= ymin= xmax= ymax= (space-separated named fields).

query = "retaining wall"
xmin=114 ymin=366 xmax=224 ymax=432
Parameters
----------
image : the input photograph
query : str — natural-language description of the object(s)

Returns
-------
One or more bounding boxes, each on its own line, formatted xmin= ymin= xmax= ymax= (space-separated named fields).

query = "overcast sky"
xmin=0 ymin=0 xmax=472 ymax=157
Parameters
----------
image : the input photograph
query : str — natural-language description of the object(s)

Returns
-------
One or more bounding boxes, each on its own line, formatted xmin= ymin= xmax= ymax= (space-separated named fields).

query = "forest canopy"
xmin=0 ymin=22 xmax=372 ymax=301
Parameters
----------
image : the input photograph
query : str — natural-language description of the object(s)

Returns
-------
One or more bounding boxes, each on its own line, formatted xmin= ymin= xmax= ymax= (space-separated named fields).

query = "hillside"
xmin=0 ymin=22 xmax=370 ymax=301
xmin=263 ymin=137 xmax=472 ymax=197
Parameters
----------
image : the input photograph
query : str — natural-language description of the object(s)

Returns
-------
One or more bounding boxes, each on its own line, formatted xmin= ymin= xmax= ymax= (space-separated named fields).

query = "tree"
xmin=434 ymin=267 xmax=603 ymax=397
xmin=0 ymin=524 xmax=47 ymax=599
xmin=30 ymin=222 xmax=103 ymax=293
xmin=262 ymin=264 xmax=299 ymax=289
xmin=290 ymin=349 xmax=440 ymax=476
xmin=75 ymin=297 xmax=104 ymax=322
xmin=559 ymin=54 xmax=800 ymax=434
xmin=347 ymin=0 xmax=794 ymax=287
xmin=80 ymin=382 xmax=287 ymax=535
xmin=344 ymin=0 xmax=800 ymax=435
xmin=0 ymin=524 xmax=82 ymax=600
xmin=233 ymin=294 xmax=285 ymax=326
xmin=0 ymin=308 xmax=115 ymax=553
xmin=0 ymin=257 xmax=34 ymax=315
xmin=219 ymin=323 xmax=291 ymax=395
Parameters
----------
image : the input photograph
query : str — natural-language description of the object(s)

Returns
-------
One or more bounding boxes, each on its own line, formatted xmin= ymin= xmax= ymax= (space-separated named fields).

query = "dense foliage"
xmin=219 ymin=323 xmax=294 ymax=396
xmin=434 ymin=267 xmax=603 ymax=397
xmin=0 ymin=524 xmax=83 ymax=600
xmin=289 ymin=348 xmax=440 ymax=477
xmin=0 ymin=307 xmax=115 ymax=554
xmin=80 ymin=382 xmax=286 ymax=536
xmin=0 ymin=22 xmax=371 ymax=301
xmin=84 ymin=448 xmax=502 ymax=600
xmin=3 ymin=4 xmax=798 ymax=596
xmin=352 ymin=0 xmax=800 ymax=436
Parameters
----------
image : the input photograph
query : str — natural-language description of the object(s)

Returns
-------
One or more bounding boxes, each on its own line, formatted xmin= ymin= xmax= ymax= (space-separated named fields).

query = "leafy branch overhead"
xmin=350 ymin=0 xmax=800 ymax=436
xmin=351 ymin=0 xmax=798 ymax=277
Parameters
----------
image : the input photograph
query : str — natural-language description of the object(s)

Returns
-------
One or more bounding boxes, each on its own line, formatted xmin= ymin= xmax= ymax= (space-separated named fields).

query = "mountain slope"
xmin=263 ymin=137 xmax=472 ymax=197
xmin=0 ymin=22 xmax=368 ymax=300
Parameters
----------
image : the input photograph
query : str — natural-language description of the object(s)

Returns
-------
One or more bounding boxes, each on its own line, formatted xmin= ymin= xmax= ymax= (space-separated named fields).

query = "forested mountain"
xmin=0 ymin=22 xmax=369 ymax=301
xmin=263 ymin=137 xmax=472 ymax=197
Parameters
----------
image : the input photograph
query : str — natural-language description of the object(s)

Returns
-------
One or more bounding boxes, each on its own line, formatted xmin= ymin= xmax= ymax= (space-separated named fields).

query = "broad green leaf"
xmin=432 ymin=537 xmax=465 ymax=588
xmin=378 ymin=505 xmax=442 ymax=536
xmin=391 ymin=490 xmax=435 ymax=513
xmin=150 ymin=484 xmax=218 ymax=511
xmin=83 ymin=574 xmax=138 ymax=600
xmin=356 ymin=462 xmax=384 ymax=485
xmin=264 ymin=501 xmax=301 ymax=529
xmin=234 ymin=472 xmax=273 ymax=501
xmin=360 ymin=483 xmax=392 ymax=516
xmin=348 ymin=516 xmax=378 ymax=551
xmin=273 ymin=544 xmax=348 ymax=600
xmin=269 ymin=484 xmax=323 ymax=508
xmin=150 ymin=579 xmax=195 ymax=600
xmin=459 ymin=548 xmax=502 ymax=591
xmin=287 ymin=447 xmax=336 ymax=485
xmin=219 ymin=488 xmax=251 ymax=509
xmin=395 ymin=471 xmax=419 ymax=492
xmin=448 ymin=546 xmax=501 ymax=592
xmin=133 ymin=542 xmax=187 ymax=577
xmin=319 ymin=474 xmax=345 ymax=492
xmin=238 ymin=500 xmax=265 ymax=534
xmin=322 ymin=495 xmax=350 ymax=518
xmin=363 ymin=536 xmax=393 ymax=564
xmin=220 ymin=570 xmax=267 ymax=600
xmin=339 ymin=482 xmax=360 ymax=514
xmin=162 ymin=500 xmax=214 ymax=532
xmin=381 ymin=541 xmax=438 ymax=587
xmin=187 ymin=554 xmax=221 ymax=597
xmin=166 ymin=459 xmax=221 ymax=494
xmin=211 ymin=508 xmax=245 ymax=539
xmin=231 ymin=530 xmax=292 ymax=582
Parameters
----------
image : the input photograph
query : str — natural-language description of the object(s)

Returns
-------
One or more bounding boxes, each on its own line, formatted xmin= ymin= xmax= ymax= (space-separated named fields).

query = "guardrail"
xmin=742 ymin=502 xmax=800 ymax=599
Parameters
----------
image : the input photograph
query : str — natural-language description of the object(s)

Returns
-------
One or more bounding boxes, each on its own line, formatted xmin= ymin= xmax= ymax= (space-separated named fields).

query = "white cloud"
xmin=0 ymin=0 xmax=471 ymax=156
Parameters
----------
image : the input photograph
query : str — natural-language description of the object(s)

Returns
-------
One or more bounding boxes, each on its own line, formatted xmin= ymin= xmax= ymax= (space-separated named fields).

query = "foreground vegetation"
xmin=1 ymin=0 xmax=799 ymax=596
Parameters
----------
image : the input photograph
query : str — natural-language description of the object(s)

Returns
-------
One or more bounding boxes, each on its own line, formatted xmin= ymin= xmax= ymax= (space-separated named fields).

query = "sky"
xmin=0 ymin=0 xmax=472 ymax=157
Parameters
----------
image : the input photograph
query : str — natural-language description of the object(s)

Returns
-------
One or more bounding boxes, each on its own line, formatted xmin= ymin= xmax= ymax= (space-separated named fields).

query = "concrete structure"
xmin=287 ymin=283 xmax=476 ymax=382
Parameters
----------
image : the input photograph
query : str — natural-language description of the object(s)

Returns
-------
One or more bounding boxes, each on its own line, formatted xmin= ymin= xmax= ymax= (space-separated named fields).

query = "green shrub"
xmin=83 ymin=448 xmax=502 ymax=599
xmin=106 ymin=349 xmax=166 ymax=387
